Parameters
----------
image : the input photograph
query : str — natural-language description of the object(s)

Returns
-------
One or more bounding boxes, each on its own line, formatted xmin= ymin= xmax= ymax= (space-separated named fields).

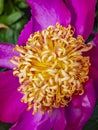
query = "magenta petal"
xmin=90 ymin=67 xmax=98 ymax=99
xmin=65 ymin=79 xmax=96 ymax=130
xmin=26 ymin=0 xmax=71 ymax=31
xmin=0 ymin=43 xmax=19 ymax=69
xmin=66 ymin=0 xmax=96 ymax=39
xmin=10 ymin=108 xmax=66 ymax=130
xmin=18 ymin=18 xmax=33 ymax=46
xmin=89 ymin=33 xmax=98 ymax=70
xmin=0 ymin=70 xmax=27 ymax=123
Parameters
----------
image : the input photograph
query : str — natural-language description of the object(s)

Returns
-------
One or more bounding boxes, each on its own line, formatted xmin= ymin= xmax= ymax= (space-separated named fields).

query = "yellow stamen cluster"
xmin=11 ymin=23 xmax=92 ymax=114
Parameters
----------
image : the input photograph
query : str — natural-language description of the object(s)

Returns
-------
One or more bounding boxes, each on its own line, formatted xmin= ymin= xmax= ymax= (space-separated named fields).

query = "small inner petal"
xmin=11 ymin=23 xmax=92 ymax=114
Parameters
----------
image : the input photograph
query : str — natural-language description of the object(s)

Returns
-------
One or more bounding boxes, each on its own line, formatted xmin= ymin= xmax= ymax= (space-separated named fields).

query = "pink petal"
xmin=0 ymin=43 xmax=19 ymax=69
xmin=89 ymin=33 xmax=98 ymax=70
xmin=26 ymin=0 xmax=71 ymax=31
xmin=10 ymin=108 xmax=66 ymax=130
xmin=90 ymin=66 xmax=98 ymax=99
xmin=65 ymin=79 xmax=96 ymax=130
xmin=18 ymin=18 xmax=33 ymax=46
xmin=0 ymin=70 xmax=27 ymax=123
xmin=65 ymin=0 xmax=96 ymax=39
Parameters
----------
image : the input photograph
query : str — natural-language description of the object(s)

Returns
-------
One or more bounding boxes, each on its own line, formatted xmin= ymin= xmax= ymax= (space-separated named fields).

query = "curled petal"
xmin=18 ymin=18 xmax=33 ymax=46
xmin=0 ymin=43 xmax=19 ymax=69
xmin=26 ymin=0 xmax=71 ymax=31
xmin=0 ymin=70 xmax=27 ymax=123
xmin=0 ymin=23 xmax=9 ymax=29
xmin=65 ymin=79 xmax=96 ymax=130
xmin=10 ymin=108 xmax=66 ymax=130
xmin=65 ymin=0 xmax=96 ymax=39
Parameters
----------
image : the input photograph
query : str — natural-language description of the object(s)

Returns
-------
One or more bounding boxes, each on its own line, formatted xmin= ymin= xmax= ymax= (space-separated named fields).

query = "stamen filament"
xmin=11 ymin=23 xmax=92 ymax=114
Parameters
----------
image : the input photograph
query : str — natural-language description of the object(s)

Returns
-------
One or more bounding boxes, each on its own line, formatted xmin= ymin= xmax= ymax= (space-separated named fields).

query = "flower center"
xmin=11 ymin=23 xmax=92 ymax=114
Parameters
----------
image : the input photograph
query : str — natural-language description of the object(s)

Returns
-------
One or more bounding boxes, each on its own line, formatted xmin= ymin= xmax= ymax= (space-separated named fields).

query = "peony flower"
xmin=0 ymin=0 xmax=98 ymax=130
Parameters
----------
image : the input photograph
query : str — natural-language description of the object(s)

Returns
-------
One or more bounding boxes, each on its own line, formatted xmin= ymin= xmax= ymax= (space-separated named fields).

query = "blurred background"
xmin=0 ymin=0 xmax=98 ymax=129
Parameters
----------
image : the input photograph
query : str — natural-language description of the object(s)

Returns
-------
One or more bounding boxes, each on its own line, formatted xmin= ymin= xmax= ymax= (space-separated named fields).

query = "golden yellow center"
xmin=11 ymin=23 xmax=92 ymax=114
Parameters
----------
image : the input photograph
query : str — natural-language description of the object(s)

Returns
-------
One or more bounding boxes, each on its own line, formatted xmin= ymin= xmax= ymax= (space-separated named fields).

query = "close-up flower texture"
xmin=0 ymin=0 xmax=98 ymax=130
